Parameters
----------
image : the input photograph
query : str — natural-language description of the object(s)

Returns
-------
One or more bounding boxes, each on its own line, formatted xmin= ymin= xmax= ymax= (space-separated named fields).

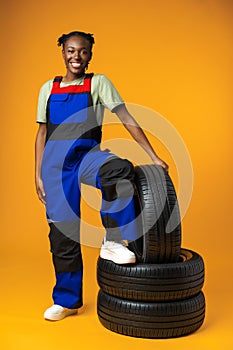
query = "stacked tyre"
xmin=97 ymin=165 xmax=205 ymax=338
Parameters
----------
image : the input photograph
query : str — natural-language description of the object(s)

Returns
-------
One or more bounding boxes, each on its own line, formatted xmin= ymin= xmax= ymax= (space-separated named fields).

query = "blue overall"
xmin=41 ymin=74 xmax=137 ymax=309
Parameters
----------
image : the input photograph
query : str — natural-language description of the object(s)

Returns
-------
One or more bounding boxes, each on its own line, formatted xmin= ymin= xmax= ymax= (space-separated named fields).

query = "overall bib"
xmin=41 ymin=74 xmax=138 ymax=309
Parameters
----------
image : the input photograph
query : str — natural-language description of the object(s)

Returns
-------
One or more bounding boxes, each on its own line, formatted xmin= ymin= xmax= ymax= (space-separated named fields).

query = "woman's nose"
xmin=74 ymin=51 xmax=81 ymax=59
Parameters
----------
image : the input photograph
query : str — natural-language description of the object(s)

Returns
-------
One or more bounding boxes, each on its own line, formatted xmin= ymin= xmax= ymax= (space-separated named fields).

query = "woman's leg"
xmin=48 ymin=223 xmax=83 ymax=309
xmin=42 ymin=140 xmax=85 ymax=310
xmin=79 ymin=150 xmax=138 ymax=258
xmin=97 ymin=157 xmax=138 ymax=242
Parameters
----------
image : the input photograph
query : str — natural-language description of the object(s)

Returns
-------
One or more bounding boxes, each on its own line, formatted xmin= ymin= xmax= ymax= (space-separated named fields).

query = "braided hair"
xmin=57 ymin=31 xmax=95 ymax=50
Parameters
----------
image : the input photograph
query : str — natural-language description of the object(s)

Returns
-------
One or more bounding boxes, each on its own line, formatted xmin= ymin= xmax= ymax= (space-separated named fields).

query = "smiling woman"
xmin=57 ymin=31 xmax=94 ymax=81
xmin=34 ymin=30 xmax=168 ymax=322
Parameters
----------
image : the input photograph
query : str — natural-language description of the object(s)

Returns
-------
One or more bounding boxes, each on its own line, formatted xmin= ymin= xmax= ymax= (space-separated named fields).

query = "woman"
xmin=35 ymin=31 xmax=168 ymax=321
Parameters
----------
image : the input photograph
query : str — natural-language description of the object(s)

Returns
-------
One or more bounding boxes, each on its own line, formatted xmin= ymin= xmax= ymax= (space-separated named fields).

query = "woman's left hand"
xmin=153 ymin=156 xmax=169 ymax=172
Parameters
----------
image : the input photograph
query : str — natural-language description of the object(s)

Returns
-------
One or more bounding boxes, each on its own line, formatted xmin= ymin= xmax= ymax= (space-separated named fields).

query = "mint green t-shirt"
xmin=36 ymin=74 xmax=124 ymax=125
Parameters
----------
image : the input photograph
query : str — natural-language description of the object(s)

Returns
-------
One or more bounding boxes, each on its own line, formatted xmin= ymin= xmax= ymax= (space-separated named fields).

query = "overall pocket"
xmin=49 ymin=93 xmax=89 ymax=124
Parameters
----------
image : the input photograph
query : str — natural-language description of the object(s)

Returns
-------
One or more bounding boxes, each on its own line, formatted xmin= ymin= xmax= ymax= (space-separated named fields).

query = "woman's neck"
xmin=62 ymin=73 xmax=85 ymax=82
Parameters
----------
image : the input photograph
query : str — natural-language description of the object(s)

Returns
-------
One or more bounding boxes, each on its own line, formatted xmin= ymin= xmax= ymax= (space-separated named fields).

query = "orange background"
xmin=0 ymin=0 xmax=233 ymax=349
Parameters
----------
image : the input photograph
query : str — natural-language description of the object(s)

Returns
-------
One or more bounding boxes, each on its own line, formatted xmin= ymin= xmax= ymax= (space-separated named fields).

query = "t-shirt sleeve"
xmin=36 ymin=80 xmax=53 ymax=123
xmin=96 ymin=74 xmax=124 ymax=112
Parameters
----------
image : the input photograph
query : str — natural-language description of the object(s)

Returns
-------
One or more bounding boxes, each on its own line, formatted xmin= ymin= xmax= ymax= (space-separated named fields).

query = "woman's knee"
xmin=98 ymin=158 xmax=135 ymax=201
xmin=98 ymin=158 xmax=134 ymax=184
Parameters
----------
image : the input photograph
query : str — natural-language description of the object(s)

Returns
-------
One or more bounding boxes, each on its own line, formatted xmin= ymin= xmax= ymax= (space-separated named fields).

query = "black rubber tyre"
xmin=130 ymin=164 xmax=181 ymax=263
xmin=97 ymin=290 xmax=205 ymax=339
xmin=97 ymin=248 xmax=204 ymax=301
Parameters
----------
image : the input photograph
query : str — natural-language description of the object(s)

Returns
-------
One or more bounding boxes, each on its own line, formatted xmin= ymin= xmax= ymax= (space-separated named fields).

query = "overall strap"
xmin=51 ymin=73 xmax=94 ymax=94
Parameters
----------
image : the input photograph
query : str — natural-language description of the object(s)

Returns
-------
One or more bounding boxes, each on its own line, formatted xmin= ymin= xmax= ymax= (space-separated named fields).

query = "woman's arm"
xmin=35 ymin=123 xmax=47 ymax=204
xmin=114 ymin=104 xmax=169 ymax=171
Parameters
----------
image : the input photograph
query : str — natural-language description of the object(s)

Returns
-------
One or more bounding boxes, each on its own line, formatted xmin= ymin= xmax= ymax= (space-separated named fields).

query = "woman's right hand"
xmin=36 ymin=177 xmax=46 ymax=205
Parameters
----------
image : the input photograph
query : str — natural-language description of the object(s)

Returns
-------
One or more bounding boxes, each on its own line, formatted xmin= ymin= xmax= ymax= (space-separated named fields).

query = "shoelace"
xmin=52 ymin=305 xmax=64 ymax=312
xmin=104 ymin=240 xmax=127 ymax=249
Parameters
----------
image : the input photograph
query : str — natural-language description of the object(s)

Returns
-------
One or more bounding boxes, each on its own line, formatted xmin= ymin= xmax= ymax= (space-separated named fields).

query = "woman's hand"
xmin=152 ymin=156 xmax=169 ymax=172
xmin=36 ymin=177 xmax=46 ymax=205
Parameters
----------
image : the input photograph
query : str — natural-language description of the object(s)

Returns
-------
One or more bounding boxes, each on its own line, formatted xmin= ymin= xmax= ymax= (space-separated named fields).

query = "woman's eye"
xmin=81 ymin=50 xmax=88 ymax=55
xmin=68 ymin=50 xmax=74 ymax=54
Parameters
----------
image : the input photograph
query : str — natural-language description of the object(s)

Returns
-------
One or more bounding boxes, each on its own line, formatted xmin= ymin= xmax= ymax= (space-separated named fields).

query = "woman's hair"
xmin=57 ymin=31 xmax=95 ymax=50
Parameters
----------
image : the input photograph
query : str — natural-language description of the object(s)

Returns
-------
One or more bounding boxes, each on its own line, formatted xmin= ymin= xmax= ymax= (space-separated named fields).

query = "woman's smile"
xmin=70 ymin=62 xmax=82 ymax=69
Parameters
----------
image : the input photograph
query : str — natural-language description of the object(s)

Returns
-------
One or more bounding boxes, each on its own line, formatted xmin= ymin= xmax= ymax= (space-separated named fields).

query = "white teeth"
xmin=71 ymin=62 xmax=81 ymax=68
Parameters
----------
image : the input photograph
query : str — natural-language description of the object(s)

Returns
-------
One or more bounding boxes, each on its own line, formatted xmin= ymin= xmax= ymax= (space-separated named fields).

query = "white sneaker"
xmin=44 ymin=304 xmax=78 ymax=321
xmin=100 ymin=239 xmax=136 ymax=264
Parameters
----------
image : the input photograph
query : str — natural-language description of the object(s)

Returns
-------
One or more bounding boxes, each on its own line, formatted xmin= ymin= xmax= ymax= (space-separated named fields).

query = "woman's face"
xmin=62 ymin=35 xmax=92 ymax=80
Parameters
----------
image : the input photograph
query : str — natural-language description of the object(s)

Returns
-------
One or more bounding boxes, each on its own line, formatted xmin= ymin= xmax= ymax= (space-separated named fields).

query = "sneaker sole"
xmin=100 ymin=250 xmax=136 ymax=264
xmin=44 ymin=309 xmax=77 ymax=321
